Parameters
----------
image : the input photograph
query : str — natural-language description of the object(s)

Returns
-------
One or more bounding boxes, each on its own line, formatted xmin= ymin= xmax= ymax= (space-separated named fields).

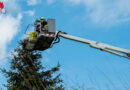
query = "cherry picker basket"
xmin=24 ymin=19 xmax=59 ymax=51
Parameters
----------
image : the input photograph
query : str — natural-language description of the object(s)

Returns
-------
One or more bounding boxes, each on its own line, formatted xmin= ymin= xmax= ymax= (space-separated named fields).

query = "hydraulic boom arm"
xmin=58 ymin=31 xmax=130 ymax=59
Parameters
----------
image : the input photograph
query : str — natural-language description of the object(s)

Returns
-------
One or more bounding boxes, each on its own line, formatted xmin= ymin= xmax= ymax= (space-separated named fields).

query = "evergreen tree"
xmin=1 ymin=40 xmax=64 ymax=90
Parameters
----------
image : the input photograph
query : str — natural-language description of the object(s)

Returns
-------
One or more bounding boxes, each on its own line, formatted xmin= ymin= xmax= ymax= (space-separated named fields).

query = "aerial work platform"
xmin=24 ymin=19 xmax=57 ymax=51
xmin=23 ymin=18 xmax=130 ymax=59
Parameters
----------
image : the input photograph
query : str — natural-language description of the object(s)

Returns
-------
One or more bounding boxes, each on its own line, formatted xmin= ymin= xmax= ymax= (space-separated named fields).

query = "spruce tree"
xmin=1 ymin=40 xmax=64 ymax=90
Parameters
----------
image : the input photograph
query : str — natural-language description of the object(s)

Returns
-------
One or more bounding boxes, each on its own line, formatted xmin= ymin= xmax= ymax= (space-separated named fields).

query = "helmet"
xmin=40 ymin=17 xmax=45 ymax=20
xmin=45 ymin=25 xmax=48 ymax=27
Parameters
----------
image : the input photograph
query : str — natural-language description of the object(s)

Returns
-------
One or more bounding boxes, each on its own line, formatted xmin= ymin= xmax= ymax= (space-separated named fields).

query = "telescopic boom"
xmin=58 ymin=31 xmax=130 ymax=59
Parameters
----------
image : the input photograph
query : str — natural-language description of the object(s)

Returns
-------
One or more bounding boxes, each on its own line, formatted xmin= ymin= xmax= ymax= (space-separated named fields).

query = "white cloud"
xmin=82 ymin=0 xmax=130 ymax=25
xmin=24 ymin=10 xmax=35 ymax=16
xmin=47 ymin=0 xmax=55 ymax=4
xmin=0 ymin=14 xmax=22 ymax=62
xmin=66 ymin=0 xmax=81 ymax=4
xmin=0 ymin=0 xmax=8 ymax=2
xmin=27 ymin=0 xmax=41 ymax=6
xmin=49 ymin=0 xmax=130 ymax=25
xmin=6 ymin=0 xmax=21 ymax=13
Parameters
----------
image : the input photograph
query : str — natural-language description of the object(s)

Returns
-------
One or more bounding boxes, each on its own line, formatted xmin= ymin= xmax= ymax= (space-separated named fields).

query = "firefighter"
xmin=43 ymin=25 xmax=49 ymax=33
xmin=35 ymin=19 xmax=41 ymax=33
xmin=40 ymin=17 xmax=47 ymax=31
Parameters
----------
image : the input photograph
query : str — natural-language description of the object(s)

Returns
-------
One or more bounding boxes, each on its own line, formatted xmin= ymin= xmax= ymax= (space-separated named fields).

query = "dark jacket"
xmin=41 ymin=20 xmax=47 ymax=28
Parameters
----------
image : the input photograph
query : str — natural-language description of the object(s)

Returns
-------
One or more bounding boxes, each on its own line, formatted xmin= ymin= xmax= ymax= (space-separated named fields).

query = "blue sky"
xmin=0 ymin=0 xmax=130 ymax=89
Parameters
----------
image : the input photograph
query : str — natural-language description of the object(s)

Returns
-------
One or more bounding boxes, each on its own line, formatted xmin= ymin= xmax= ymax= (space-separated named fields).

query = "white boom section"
xmin=58 ymin=32 xmax=130 ymax=59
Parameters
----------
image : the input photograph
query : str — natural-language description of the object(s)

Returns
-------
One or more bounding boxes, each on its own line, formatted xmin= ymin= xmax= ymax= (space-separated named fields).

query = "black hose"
xmin=52 ymin=31 xmax=62 ymax=44
xmin=53 ymin=37 xmax=60 ymax=44
xmin=127 ymin=54 xmax=130 ymax=57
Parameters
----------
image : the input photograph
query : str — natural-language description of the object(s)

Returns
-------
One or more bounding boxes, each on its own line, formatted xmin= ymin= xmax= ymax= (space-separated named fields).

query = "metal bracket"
xmin=24 ymin=24 xmax=34 ymax=35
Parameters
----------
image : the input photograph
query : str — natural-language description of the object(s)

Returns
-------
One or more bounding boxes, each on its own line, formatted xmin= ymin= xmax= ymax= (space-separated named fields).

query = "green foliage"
xmin=1 ymin=40 xmax=64 ymax=90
